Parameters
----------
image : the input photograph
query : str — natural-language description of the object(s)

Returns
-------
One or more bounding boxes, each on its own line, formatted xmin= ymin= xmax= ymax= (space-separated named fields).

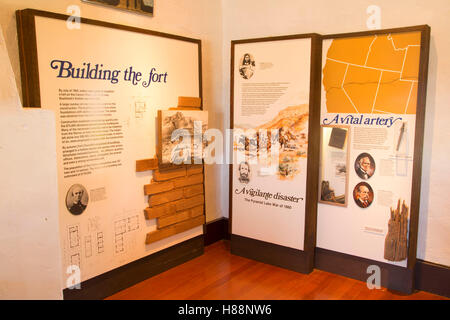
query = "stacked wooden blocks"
xmin=169 ymin=96 xmax=202 ymax=110
xmin=144 ymin=165 xmax=205 ymax=244
xmin=137 ymin=96 xmax=205 ymax=245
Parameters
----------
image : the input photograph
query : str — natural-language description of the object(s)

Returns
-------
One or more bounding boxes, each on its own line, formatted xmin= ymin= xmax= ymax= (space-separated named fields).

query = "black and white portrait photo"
xmin=238 ymin=161 xmax=251 ymax=184
xmin=66 ymin=184 xmax=89 ymax=215
xmin=239 ymin=53 xmax=255 ymax=80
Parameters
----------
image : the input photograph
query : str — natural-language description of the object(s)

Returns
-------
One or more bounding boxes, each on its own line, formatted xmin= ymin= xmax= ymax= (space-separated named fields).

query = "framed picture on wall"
xmin=82 ymin=0 xmax=154 ymax=16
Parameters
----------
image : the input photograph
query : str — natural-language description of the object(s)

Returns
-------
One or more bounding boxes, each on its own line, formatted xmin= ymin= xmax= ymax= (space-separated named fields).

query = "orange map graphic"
xmin=323 ymin=32 xmax=421 ymax=115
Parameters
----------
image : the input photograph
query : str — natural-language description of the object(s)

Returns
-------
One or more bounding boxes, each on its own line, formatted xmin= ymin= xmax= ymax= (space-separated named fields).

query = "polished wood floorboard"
xmin=107 ymin=240 xmax=447 ymax=300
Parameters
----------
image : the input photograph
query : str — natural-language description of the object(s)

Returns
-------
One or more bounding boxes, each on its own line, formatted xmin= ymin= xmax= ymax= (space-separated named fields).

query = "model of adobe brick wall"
xmin=136 ymin=97 xmax=205 ymax=245
xmin=144 ymin=165 xmax=205 ymax=244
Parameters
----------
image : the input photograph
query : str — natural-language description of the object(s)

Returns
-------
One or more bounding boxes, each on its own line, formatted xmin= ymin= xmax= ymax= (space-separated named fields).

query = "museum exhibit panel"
xmin=15 ymin=8 xmax=205 ymax=299
xmin=229 ymin=34 xmax=321 ymax=273
xmin=316 ymin=25 xmax=430 ymax=293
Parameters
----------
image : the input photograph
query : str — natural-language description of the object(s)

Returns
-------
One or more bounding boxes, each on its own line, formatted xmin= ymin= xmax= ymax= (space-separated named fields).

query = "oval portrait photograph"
xmin=66 ymin=184 xmax=89 ymax=215
xmin=353 ymin=182 xmax=374 ymax=209
xmin=354 ymin=152 xmax=375 ymax=180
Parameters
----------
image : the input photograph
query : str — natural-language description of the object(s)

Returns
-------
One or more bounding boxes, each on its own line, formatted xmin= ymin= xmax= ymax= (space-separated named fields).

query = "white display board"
xmin=317 ymin=29 xmax=427 ymax=268
xmin=231 ymin=38 xmax=313 ymax=251
xmin=19 ymin=11 xmax=202 ymax=288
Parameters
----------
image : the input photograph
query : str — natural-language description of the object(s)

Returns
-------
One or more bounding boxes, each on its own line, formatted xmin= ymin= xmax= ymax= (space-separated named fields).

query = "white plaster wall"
xmin=221 ymin=0 xmax=450 ymax=266
xmin=0 ymin=23 xmax=63 ymax=299
xmin=0 ymin=0 xmax=225 ymax=222
xmin=0 ymin=109 xmax=63 ymax=299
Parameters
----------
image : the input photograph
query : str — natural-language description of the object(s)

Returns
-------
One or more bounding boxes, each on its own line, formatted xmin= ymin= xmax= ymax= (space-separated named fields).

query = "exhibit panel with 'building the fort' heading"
xmin=16 ymin=9 xmax=202 ymax=289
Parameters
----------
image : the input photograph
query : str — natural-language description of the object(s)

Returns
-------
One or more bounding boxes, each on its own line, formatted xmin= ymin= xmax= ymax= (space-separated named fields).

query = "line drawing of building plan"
xmin=69 ymin=226 xmax=80 ymax=248
xmin=84 ymin=236 xmax=92 ymax=258
xmin=113 ymin=212 xmax=140 ymax=256
xmin=97 ymin=232 xmax=105 ymax=254
xmin=114 ymin=218 xmax=127 ymax=253
xmin=70 ymin=253 xmax=81 ymax=268
xmin=65 ymin=224 xmax=82 ymax=272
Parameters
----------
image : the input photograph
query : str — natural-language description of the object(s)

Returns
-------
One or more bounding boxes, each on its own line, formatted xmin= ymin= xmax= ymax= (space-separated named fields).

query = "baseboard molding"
xmin=63 ymin=235 xmax=204 ymax=300
xmin=220 ymin=218 xmax=448 ymax=297
xmin=415 ymin=259 xmax=450 ymax=298
xmin=204 ymin=217 xmax=230 ymax=246
xmin=315 ymin=247 xmax=414 ymax=294
xmin=71 ymin=215 xmax=448 ymax=299
xmin=231 ymin=234 xmax=312 ymax=274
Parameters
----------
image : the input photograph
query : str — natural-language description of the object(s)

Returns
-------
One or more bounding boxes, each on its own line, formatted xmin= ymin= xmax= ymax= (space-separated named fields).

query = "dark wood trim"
xmin=16 ymin=8 xmax=202 ymax=108
xmin=231 ymin=33 xmax=320 ymax=44
xmin=229 ymin=33 xmax=321 ymax=274
xmin=415 ymin=260 xmax=450 ymax=298
xmin=302 ymin=34 xmax=322 ymax=272
xmin=204 ymin=217 xmax=450 ymax=298
xmin=16 ymin=10 xmax=40 ymax=107
xmin=198 ymin=40 xmax=203 ymax=109
xmin=322 ymin=24 xmax=430 ymax=40
xmin=315 ymin=247 xmax=450 ymax=297
xmin=62 ymin=226 xmax=449 ymax=299
xmin=21 ymin=8 xmax=201 ymax=43
xmin=231 ymin=234 xmax=310 ymax=274
xmin=204 ymin=217 xmax=230 ymax=246
xmin=228 ymin=42 xmax=235 ymax=236
xmin=408 ymin=25 xmax=431 ymax=271
xmin=63 ymin=235 xmax=204 ymax=300
xmin=315 ymin=247 xmax=414 ymax=294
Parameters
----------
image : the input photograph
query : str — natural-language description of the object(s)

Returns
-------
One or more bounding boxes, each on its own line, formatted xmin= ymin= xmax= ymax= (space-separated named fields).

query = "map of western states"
xmin=323 ymin=32 xmax=421 ymax=115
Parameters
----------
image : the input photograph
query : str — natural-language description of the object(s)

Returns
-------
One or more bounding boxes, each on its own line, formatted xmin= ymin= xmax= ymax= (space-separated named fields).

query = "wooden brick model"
xmin=384 ymin=199 xmax=409 ymax=261
xmin=138 ymin=96 xmax=205 ymax=244
xmin=136 ymin=158 xmax=158 ymax=172
xmin=144 ymin=171 xmax=205 ymax=244
xmin=178 ymin=96 xmax=201 ymax=108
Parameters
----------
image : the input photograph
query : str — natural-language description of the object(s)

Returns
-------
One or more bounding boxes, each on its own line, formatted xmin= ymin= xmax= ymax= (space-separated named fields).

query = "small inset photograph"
xmin=335 ymin=163 xmax=347 ymax=178
xmin=353 ymin=182 xmax=374 ymax=209
xmin=159 ymin=110 xmax=208 ymax=165
xmin=239 ymin=53 xmax=256 ymax=80
xmin=66 ymin=184 xmax=89 ymax=215
xmin=238 ymin=161 xmax=251 ymax=184
xmin=354 ymin=152 xmax=375 ymax=180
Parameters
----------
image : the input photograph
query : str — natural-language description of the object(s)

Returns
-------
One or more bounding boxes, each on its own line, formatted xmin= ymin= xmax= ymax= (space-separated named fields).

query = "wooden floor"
xmin=107 ymin=240 xmax=447 ymax=300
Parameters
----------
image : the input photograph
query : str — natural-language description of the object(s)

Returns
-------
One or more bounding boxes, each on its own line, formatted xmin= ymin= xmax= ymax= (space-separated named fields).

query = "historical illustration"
xmin=159 ymin=110 xmax=208 ymax=165
xmin=234 ymin=104 xmax=309 ymax=180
